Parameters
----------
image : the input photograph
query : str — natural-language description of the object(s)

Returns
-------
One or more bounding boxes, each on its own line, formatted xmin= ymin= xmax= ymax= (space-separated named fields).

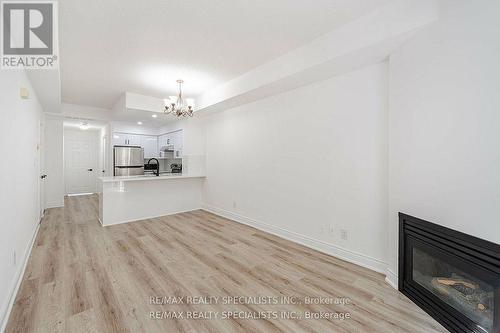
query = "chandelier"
xmin=163 ymin=79 xmax=195 ymax=117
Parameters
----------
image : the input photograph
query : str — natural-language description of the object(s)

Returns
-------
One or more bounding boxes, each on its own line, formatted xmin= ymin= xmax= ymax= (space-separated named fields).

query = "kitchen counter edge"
xmin=99 ymin=174 xmax=206 ymax=183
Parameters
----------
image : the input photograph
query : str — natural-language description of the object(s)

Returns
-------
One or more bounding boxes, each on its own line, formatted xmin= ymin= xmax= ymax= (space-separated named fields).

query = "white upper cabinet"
xmin=158 ymin=130 xmax=183 ymax=158
xmin=127 ymin=134 xmax=141 ymax=146
xmin=141 ymin=135 xmax=158 ymax=158
xmin=113 ymin=130 xmax=183 ymax=159
xmin=158 ymin=133 xmax=170 ymax=148
xmin=113 ymin=133 xmax=141 ymax=146
xmin=112 ymin=133 xmax=127 ymax=146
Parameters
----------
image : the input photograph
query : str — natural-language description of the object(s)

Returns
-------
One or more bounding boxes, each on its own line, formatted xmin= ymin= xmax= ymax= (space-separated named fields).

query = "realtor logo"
xmin=1 ymin=1 xmax=58 ymax=69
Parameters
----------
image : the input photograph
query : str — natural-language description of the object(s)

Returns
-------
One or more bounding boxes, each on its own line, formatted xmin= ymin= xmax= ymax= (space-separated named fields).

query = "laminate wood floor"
xmin=5 ymin=194 xmax=447 ymax=333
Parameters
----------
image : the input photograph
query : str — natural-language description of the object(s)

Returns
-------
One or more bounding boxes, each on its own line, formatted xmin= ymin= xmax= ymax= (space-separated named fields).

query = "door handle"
xmin=40 ymin=174 xmax=47 ymax=179
xmin=87 ymin=169 xmax=93 ymax=171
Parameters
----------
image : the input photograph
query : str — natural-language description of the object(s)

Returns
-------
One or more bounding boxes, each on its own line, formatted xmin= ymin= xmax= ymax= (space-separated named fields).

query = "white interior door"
xmin=64 ymin=129 xmax=99 ymax=195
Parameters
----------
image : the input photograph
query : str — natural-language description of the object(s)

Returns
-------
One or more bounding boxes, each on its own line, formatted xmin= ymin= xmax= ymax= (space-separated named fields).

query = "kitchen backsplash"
xmin=145 ymin=158 xmax=181 ymax=172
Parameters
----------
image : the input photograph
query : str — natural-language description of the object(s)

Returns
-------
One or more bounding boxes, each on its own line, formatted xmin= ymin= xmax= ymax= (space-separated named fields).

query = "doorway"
xmin=64 ymin=128 xmax=99 ymax=195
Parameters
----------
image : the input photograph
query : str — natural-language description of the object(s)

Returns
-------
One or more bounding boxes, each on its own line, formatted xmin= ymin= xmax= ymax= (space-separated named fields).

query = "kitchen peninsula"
xmin=98 ymin=173 xmax=205 ymax=226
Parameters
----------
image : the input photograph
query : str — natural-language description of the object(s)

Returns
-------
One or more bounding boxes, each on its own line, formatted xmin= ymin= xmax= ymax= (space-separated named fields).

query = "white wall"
xmin=0 ymin=71 xmax=43 ymax=330
xmin=111 ymin=121 xmax=158 ymax=136
xmin=387 ymin=0 xmax=500 ymax=283
xmin=62 ymin=102 xmax=111 ymax=121
xmin=202 ymin=63 xmax=389 ymax=271
xmin=158 ymin=120 xmax=184 ymax=136
xmin=44 ymin=115 xmax=65 ymax=208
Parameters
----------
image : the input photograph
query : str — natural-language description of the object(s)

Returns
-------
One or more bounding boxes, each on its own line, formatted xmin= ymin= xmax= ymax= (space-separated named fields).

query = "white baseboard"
xmin=0 ymin=221 xmax=41 ymax=333
xmin=45 ymin=201 xmax=64 ymax=209
xmin=385 ymin=269 xmax=398 ymax=289
xmin=202 ymin=204 xmax=388 ymax=274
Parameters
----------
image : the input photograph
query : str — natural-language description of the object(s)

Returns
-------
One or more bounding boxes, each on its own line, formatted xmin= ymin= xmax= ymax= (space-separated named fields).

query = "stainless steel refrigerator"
xmin=113 ymin=146 xmax=144 ymax=176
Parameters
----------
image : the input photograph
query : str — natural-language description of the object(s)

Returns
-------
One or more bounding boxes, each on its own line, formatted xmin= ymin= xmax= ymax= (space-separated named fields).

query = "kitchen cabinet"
xmin=112 ymin=130 xmax=183 ymax=159
xmin=141 ymin=135 xmax=158 ymax=158
xmin=127 ymin=134 xmax=141 ymax=146
xmin=113 ymin=133 xmax=141 ymax=146
xmin=113 ymin=133 xmax=128 ymax=146
xmin=158 ymin=133 xmax=175 ymax=147
xmin=158 ymin=130 xmax=183 ymax=158
xmin=113 ymin=133 xmax=157 ymax=157
xmin=158 ymin=133 xmax=169 ymax=148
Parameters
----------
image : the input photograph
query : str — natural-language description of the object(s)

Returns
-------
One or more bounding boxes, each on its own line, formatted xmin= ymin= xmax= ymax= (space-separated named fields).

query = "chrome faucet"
xmin=147 ymin=158 xmax=160 ymax=176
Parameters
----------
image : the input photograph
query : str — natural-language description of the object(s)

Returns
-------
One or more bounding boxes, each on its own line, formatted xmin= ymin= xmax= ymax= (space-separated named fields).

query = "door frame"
xmin=39 ymin=119 xmax=45 ymax=219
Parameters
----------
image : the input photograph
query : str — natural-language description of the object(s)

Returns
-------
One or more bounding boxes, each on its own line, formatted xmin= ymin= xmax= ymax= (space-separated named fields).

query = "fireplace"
xmin=399 ymin=213 xmax=500 ymax=333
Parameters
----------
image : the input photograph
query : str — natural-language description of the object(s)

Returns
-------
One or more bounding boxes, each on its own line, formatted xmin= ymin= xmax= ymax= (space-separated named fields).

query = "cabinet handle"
xmin=88 ymin=169 xmax=93 ymax=171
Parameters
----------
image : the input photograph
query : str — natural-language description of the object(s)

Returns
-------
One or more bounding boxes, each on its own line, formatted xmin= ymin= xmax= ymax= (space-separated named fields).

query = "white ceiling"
xmin=59 ymin=0 xmax=391 ymax=109
xmin=115 ymin=108 xmax=180 ymax=128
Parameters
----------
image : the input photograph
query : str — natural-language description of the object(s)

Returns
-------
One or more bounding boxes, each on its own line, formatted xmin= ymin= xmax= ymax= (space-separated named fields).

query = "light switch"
xmin=20 ymin=87 xmax=29 ymax=99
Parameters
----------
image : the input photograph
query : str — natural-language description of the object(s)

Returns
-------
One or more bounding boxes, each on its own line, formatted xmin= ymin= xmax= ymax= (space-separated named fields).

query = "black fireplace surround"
xmin=399 ymin=213 xmax=500 ymax=333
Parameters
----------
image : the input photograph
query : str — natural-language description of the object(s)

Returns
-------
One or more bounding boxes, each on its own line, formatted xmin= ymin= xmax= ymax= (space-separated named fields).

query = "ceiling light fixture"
xmin=137 ymin=121 xmax=143 ymax=125
xmin=163 ymin=79 xmax=195 ymax=117
xmin=152 ymin=114 xmax=158 ymax=118
xmin=79 ymin=122 xmax=89 ymax=130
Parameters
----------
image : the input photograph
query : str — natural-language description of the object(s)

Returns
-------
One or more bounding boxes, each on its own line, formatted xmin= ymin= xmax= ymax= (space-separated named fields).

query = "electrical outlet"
xmin=340 ymin=229 xmax=348 ymax=240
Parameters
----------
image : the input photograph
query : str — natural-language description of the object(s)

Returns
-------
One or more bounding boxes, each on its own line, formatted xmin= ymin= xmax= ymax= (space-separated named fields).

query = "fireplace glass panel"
xmin=412 ymin=247 xmax=494 ymax=332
